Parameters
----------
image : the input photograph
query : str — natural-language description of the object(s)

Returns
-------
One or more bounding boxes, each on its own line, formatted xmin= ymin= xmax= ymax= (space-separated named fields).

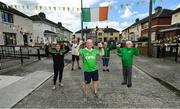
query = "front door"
xmin=23 ymin=34 xmax=28 ymax=46
xmin=104 ymin=37 xmax=107 ymax=42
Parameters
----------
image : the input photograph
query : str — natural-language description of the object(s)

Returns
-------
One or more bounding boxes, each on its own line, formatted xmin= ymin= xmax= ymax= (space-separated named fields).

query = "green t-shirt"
xmin=79 ymin=48 xmax=100 ymax=72
xmin=103 ymin=45 xmax=113 ymax=57
xmin=117 ymin=47 xmax=139 ymax=67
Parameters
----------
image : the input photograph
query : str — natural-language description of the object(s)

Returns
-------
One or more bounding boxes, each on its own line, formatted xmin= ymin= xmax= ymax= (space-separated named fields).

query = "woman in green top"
xmin=101 ymin=42 xmax=113 ymax=72
xmin=117 ymin=41 xmax=139 ymax=88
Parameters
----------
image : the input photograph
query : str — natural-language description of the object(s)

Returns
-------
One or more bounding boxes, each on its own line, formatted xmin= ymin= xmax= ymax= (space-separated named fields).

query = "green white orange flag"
xmin=82 ymin=6 xmax=109 ymax=22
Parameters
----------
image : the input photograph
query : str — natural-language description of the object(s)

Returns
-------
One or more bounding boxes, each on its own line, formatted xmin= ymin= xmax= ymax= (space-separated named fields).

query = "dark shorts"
xmin=72 ymin=55 xmax=79 ymax=62
xmin=84 ymin=70 xmax=99 ymax=84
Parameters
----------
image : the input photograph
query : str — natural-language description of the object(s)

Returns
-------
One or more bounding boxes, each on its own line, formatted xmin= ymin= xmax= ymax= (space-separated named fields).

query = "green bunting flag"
xmin=67 ymin=7 xmax=70 ymax=11
xmin=136 ymin=1 xmax=140 ymax=6
xmin=53 ymin=7 xmax=56 ymax=11
xmin=120 ymin=4 xmax=124 ymax=9
xmin=153 ymin=0 xmax=157 ymax=4
xmin=40 ymin=6 xmax=42 ymax=10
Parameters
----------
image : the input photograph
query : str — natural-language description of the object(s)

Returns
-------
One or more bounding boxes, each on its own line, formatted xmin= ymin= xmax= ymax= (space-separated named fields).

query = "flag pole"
xmin=81 ymin=0 xmax=84 ymax=41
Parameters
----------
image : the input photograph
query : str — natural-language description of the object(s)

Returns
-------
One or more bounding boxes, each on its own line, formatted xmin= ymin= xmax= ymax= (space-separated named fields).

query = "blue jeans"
xmin=102 ymin=57 xmax=110 ymax=66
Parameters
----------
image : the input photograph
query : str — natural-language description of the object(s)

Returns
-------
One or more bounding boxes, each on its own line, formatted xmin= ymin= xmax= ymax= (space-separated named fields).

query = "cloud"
xmin=120 ymin=7 xmax=133 ymax=18
xmin=134 ymin=12 xmax=149 ymax=19
xmin=176 ymin=4 xmax=180 ymax=8
xmin=84 ymin=21 xmax=131 ymax=32
xmin=0 ymin=0 xmax=103 ymax=32
xmin=99 ymin=0 xmax=117 ymax=7
xmin=118 ymin=10 xmax=122 ymax=14
xmin=120 ymin=22 xmax=129 ymax=27
xmin=84 ymin=21 xmax=120 ymax=29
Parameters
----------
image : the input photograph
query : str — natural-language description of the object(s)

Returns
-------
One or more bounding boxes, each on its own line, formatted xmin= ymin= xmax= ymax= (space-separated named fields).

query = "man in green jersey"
xmin=78 ymin=39 xmax=103 ymax=98
xmin=117 ymin=41 xmax=139 ymax=88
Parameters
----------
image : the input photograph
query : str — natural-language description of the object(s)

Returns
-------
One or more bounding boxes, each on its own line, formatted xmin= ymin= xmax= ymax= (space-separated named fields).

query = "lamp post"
xmin=148 ymin=0 xmax=152 ymax=57
xmin=95 ymin=26 xmax=99 ymax=44
xmin=106 ymin=26 xmax=109 ymax=42
xmin=85 ymin=26 xmax=88 ymax=40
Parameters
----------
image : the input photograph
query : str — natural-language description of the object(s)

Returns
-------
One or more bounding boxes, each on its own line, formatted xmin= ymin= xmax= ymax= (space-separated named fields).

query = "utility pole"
xmin=175 ymin=35 xmax=179 ymax=62
xmin=148 ymin=0 xmax=152 ymax=57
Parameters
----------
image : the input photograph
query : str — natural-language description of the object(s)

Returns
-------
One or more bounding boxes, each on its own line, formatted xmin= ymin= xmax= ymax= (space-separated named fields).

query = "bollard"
xmin=1 ymin=47 xmax=4 ymax=57
xmin=20 ymin=46 xmax=23 ymax=64
xmin=13 ymin=46 xmax=15 ymax=57
xmin=37 ymin=49 xmax=41 ymax=60
xmin=175 ymin=42 xmax=178 ymax=62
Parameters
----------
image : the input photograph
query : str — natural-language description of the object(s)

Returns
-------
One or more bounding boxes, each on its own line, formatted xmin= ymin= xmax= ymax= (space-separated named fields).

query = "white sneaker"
xmin=59 ymin=83 xmax=64 ymax=87
xmin=52 ymin=86 xmax=56 ymax=90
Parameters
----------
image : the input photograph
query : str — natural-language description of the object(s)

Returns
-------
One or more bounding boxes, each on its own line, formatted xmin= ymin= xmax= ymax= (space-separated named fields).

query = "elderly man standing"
xmin=78 ymin=39 xmax=103 ymax=99
xmin=117 ymin=41 xmax=139 ymax=88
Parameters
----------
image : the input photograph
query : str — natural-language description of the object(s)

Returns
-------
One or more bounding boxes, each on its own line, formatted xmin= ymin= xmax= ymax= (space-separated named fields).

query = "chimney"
xmin=106 ymin=26 xmax=109 ymax=30
xmin=135 ymin=18 xmax=140 ymax=22
xmin=155 ymin=6 xmax=162 ymax=13
xmin=57 ymin=22 xmax=62 ymax=28
xmin=38 ymin=12 xmax=46 ymax=19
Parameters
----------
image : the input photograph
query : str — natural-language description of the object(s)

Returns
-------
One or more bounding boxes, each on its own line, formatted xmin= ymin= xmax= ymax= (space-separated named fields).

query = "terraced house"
xmin=31 ymin=12 xmax=73 ymax=46
xmin=0 ymin=1 xmax=33 ymax=46
xmin=121 ymin=6 xmax=173 ymax=42
xmin=141 ymin=7 xmax=172 ymax=42
xmin=75 ymin=27 xmax=120 ymax=42
xmin=159 ymin=7 xmax=180 ymax=43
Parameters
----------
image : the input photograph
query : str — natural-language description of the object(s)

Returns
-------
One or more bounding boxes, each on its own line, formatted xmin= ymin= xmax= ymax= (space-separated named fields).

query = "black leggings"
xmin=53 ymin=66 xmax=64 ymax=85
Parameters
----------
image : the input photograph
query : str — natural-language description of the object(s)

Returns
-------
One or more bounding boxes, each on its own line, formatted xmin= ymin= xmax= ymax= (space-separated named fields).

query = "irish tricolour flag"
xmin=82 ymin=7 xmax=109 ymax=22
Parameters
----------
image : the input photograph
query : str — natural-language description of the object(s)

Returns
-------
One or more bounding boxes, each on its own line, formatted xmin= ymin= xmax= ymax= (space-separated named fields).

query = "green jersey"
xmin=79 ymin=48 xmax=100 ymax=72
xmin=117 ymin=48 xmax=139 ymax=67
xmin=103 ymin=46 xmax=113 ymax=57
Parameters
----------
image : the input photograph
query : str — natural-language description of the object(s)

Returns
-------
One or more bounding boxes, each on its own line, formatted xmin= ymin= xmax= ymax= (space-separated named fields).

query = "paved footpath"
xmin=134 ymin=56 xmax=180 ymax=91
xmin=0 ymin=53 xmax=72 ymax=108
xmin=13 ymin=53 xmax=180 ymax=108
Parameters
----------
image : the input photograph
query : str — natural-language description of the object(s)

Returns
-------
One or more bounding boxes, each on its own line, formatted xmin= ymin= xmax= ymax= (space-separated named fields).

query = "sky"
xmin=0 ymin=0 xmax=180 ymax=33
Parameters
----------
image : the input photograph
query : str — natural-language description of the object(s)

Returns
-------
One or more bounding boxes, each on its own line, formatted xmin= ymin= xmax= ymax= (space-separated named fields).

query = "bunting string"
xmin=0 ymin=0 xmax=165 ymax=12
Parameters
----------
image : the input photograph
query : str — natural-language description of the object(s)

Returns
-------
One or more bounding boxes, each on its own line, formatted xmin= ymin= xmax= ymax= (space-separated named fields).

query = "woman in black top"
xmin=49 ymin=43 xmax=69 ymax=90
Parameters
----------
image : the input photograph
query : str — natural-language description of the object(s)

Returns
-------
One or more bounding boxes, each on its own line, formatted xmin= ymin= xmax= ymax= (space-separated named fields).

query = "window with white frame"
xmin=1 ymin=11 xmax=13 ymax=23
